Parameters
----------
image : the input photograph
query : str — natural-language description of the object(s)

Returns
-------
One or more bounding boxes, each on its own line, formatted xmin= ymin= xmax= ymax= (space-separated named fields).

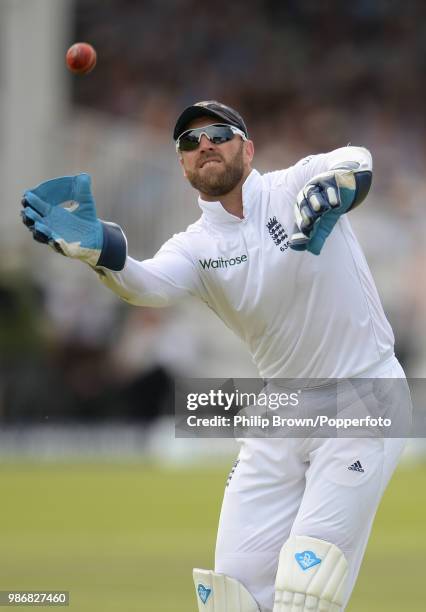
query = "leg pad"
xmin=273 ymin=536 xmax=348 ymax=611
xmin=193 ymin=568 xmax=260 ymax=611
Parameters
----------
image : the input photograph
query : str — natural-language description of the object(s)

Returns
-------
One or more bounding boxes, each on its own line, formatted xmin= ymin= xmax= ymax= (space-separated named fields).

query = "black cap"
xmin=173 ymin=100 xmax=248 ymax=141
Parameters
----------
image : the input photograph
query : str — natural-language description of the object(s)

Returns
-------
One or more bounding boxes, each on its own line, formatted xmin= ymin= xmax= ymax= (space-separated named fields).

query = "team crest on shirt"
xmin=266 ymin=217 xmax=289 ymax=252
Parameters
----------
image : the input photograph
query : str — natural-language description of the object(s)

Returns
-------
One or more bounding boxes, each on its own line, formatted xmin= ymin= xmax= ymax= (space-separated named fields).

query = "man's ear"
xmin=178 ymin=154 xmax=188 ymax=178
xmin=244 ymin=139 xmax=255 ymax=164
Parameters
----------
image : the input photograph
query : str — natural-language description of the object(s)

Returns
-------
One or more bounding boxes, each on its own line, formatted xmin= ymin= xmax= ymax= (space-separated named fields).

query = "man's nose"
xmin=198 ymin=134 xmax=215 ymax=151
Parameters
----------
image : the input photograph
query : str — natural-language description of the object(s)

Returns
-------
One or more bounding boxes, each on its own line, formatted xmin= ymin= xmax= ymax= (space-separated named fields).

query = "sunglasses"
xmin=176 ymin=123 xmax=247 ymax=152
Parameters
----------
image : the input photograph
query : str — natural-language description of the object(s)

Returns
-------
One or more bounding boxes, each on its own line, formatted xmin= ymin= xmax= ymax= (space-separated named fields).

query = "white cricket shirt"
xmin=98 ymin=146 xmax=394 ymax=379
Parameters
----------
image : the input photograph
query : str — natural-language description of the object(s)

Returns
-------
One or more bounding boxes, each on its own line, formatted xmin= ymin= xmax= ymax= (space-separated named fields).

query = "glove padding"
xmin=21 ymin=174 xmax=127 ymax=271
xmin=289 ymin=169 xmax=357 ymax=255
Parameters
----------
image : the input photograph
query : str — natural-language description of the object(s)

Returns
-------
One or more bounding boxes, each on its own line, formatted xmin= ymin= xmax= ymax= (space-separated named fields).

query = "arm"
xmin=289 ymin=146 xmax=372 ymax=198
xmin=287 ymin=146 xmax=372 ymax=254
xmin=21 ymin=174 xmax=201 ymax=307
xmin=94 ymin=238 xmax=201 ymax=308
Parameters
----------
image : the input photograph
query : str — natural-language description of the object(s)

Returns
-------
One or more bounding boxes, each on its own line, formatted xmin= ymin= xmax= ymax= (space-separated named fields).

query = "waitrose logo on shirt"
xmin=199 ymin=254 xmax=248 ymax=269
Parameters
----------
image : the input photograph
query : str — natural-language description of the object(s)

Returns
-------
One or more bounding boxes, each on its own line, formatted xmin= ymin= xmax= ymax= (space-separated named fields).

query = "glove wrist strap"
xmin=97 ymin=221 xmax=127 ymax=271
xmin=349 ymin=170 xmax=372 ymax=210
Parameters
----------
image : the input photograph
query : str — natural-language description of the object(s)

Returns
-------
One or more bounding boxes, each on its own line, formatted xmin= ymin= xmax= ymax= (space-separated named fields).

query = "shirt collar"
xmin=197 ymin=169 xmax=262 ymax=225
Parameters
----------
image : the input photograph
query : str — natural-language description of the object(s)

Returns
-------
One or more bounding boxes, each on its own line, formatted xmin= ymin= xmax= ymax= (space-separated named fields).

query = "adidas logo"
xmin=348 ymin=460 xmax=364 ymax=473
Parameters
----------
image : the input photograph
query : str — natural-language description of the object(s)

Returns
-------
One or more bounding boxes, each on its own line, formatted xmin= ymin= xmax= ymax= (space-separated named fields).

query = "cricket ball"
xmin=66 ymin=42 xmax=97 ymax=75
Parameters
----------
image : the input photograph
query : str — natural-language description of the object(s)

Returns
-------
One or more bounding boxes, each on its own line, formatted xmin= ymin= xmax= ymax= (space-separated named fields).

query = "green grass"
xmin=347 ymin=462 xmax=426 ymax=611
xmin=0 ymin=460 xmax=424 ymax=611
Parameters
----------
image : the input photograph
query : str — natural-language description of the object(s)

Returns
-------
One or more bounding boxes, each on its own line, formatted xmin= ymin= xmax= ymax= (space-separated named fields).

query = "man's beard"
xmin=185 ymin=143 xmax=245 ymax=197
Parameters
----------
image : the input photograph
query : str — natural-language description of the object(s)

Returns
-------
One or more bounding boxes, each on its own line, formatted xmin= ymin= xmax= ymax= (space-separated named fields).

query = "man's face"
xmin=178 ymin=117 xmax=254 ymax=197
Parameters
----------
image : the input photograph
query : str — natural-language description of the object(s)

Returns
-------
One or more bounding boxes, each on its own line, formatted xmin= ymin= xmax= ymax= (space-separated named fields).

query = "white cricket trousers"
xmin=215 ymin=356 xmax=411 ymax=611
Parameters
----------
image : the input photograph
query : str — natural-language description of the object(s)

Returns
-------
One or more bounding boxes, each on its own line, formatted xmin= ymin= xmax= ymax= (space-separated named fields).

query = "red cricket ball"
xmin=66 ymin=42 xmax=97 ymax=75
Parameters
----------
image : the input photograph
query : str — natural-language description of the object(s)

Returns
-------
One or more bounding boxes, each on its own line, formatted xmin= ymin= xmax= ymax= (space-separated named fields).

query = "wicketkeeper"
xmin=21 ymin=101 xmax=411 ymax=611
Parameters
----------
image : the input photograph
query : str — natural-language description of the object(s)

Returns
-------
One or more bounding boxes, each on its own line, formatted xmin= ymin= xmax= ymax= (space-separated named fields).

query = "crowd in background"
xmin=76 ymin=0 xmax=426 ymax=131
xmin=74 ymin=0 xmax=425 ymax=151
xmin=0 ymin=0 xmax=425 ymax=424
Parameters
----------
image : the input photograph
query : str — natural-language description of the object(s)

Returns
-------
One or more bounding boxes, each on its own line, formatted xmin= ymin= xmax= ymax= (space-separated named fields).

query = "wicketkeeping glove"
xmin=289 ymin=165 xmax=371 ymax=255
xmin=21 ymin=174 xmax=127 ymax=271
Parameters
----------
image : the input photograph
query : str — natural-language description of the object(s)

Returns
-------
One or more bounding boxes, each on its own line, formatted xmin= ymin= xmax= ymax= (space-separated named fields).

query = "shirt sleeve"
xmin=93 ymin=233 xmax=202 ymax=307
xmin=277 ymin=146 xmax=372 ymax=202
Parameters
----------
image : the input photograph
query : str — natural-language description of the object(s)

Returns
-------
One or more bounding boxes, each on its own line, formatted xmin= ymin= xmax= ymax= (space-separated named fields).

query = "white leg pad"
xmin=273 ymin=536 xmax=348 ymax=612
xmin=193 ymin=568 xmax=260 ymax=612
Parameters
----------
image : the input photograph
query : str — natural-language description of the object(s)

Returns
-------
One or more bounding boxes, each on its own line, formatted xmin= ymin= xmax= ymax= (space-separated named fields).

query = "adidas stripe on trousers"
xmin=214 ymin=355 xmax=411 ymax=611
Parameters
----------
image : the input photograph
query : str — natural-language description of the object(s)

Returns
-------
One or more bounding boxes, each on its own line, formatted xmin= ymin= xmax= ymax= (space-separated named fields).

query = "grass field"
xmin=0 ymin=460 xmax=425 ymax=611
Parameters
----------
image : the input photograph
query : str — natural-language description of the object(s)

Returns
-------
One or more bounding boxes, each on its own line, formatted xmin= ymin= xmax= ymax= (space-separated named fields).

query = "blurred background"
xmin=0 ymin=1 xmax=425 ymax=611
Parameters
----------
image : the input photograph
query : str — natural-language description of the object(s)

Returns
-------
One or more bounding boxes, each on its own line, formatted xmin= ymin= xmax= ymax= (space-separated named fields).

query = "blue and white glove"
xmin=289 ymin=165 xmax=371 ymax=255
xmin=21 ymin=174 xmax=127 ymax=271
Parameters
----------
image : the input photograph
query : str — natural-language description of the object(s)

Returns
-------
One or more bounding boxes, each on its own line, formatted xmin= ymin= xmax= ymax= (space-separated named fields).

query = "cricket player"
xmin=21 ymin=101 xmax=411 ymax=611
